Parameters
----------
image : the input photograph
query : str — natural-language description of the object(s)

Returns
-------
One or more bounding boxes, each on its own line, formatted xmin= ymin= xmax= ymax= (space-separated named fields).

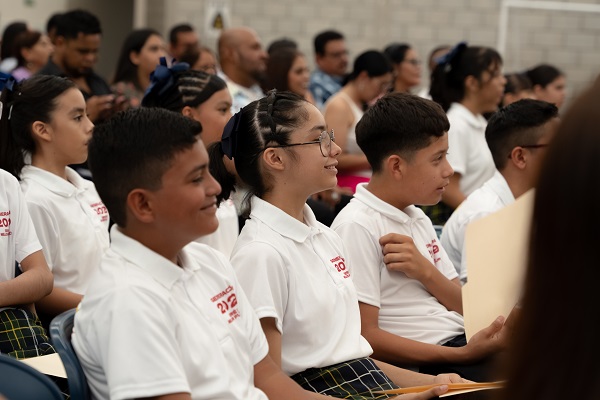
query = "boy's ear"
xmin=126 ymin=189 xmax=156 ymax=224
xmin=181 ymin=106 xmax=195 ymax=119
xmin=508 ymin=146 xmax=528 ymax=170
xmin=261 ymin=147 xmax=285 ymax=171
xmin=31 ymin=121 xmax=52 ymax=143
xmin=384 ymin=154 xmax=406 ymax=180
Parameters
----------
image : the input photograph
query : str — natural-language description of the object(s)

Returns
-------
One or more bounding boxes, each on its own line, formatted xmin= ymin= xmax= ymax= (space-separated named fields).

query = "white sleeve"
xmin=333 ymin=222 xmax=383 ymax=308
xmin=230 ymin=241 xmax=289 ymax=333
xmin=12 ymin=181 xmax=41 ymax=263
xmin=22 ymin=200 xmax=58 ymax=270
xmin=447 ymin=118 xmax=470 ymax=176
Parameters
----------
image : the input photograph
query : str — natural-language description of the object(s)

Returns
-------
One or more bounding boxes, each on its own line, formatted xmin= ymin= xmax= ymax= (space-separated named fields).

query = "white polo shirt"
xmin=20 ymin=166 xmax=109 ymax=294
xmin=0 ymin=170 xmax=41 ymax=284
xmin=72 ymin=227 xmax=269 ymax=400
xmin=331 ymin=184 xmax=464 ymax=346
xmin=230 ymin=196 xmax=372 ymax=376
xmin=446 ymin=102 xmax=495 ymax=196
xmin=195 ymin=198 xmax=239 ymax=257
xmin=441 ymin=171 xmax=515 ymax=283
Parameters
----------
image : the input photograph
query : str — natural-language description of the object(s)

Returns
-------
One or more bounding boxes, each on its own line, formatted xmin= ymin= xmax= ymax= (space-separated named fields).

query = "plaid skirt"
xmin=0 ymin=307 xmax=56 ymax=359
xmin=291 ymin=357 xmax=399 ymax=399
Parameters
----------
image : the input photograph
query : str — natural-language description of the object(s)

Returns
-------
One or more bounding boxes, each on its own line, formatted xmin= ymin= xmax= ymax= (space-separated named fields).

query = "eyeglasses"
xmin=325 ymin=50 xmax=349 ymax=59
xmin=404 ymin=59 xmax=422 ymax=66
xmin=507 ymin=143 xmax=550 ymax=158
xmin=267 ymin=129 xmax=335 ymax=157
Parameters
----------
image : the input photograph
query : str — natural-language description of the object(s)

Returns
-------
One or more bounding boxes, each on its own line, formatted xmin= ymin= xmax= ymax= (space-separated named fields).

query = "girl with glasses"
xmin=210 ymin=90 xmax=465 ymax=399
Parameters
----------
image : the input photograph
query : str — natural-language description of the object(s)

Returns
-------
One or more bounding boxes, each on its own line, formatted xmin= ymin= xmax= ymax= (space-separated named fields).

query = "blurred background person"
xmin=526 ymin=63 xmax=566 ymax=109
xmin=501 ymin=72 xmax=534 ymax=107
xmin=418 ymin=44 xmax=451 ymax=99
xmin=111 ymin=28 xmax=166 ymax=107
xmin=178 ymin=45 xmax=218 ymax=74
xmin=167 ymin=22 xmax=199 ymax=62
xmin=309 ymin=29 xmax=349 ymax=109
xmin=383 ymin=42 xmax=422 ymax=93
xmin=10 ymin=30 xmax=54 ymax=81
xmin=0 ymin=21 xmax=29 ymax=73
xmin=323 ymin=49 xmax=392 ymax=193
xmin=262 ymin=47 xmax=315 ymax=104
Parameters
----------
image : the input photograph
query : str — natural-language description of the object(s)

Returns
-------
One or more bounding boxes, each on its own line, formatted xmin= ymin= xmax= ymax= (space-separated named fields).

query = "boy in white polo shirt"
xmin=0 ymin=169 xmax=54 ymax=359
xmin=441 ymin=99 xmax=559 ymax=284
xmin=331 ymin=93 xmax=511 ymax=382
xmin=72 ymin=108 xmax=328 ymax=400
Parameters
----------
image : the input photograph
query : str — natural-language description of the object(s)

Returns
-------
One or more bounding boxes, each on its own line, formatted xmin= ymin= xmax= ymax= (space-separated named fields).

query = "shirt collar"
xmin=221 ymin=74 xmax=264 ymax=99
xmin=448 ymin=102 xmax=488 ymax=131
xmin=21 ymin=166 xmax=88 ymax=197
xmin=109 ymin=225 xmax=188 ymax=290
xmin=353 ymin=183 xmax=425 ymax=224
xmin=488 ymin=170 xmax=516 ymax=206
xmin=249 ymin=196 xmax=320 ymax=243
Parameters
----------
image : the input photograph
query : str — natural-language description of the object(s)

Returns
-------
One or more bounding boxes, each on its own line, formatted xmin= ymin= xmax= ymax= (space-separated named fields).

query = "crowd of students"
xmin=0 ymin=6 xmax=590 ymax=400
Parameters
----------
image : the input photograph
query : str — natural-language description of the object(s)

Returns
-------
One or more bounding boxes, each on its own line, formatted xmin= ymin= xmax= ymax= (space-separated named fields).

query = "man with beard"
xmin=218 ymin=27 xmax=268 ymax=112
xmin=309 ymin=30 xmax=349 ymax=110
xmin=37 ymin=9 xmax=122 ymax=124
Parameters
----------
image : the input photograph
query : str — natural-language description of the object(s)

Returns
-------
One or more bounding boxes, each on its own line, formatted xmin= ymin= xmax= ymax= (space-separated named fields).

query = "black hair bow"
xmin=221 ymin=110 xmax=243 ymax=160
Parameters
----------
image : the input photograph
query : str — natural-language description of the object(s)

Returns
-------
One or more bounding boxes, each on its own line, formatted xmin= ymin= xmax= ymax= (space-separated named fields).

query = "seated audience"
xmin=74 ymin=106 xmax=368 ymax=400
xmin=213 ymin=90 xmax=466 ymax=398
xmin=525 ymin=63 xmax=567 ymax=109
xmin=332 ymin=92 xmax=511 ymax=382
xmin=178 ymin=46 xmax=218 ymax=75
xmin=425 ymin=42 xmax=506 ymax=225
xmin=142 ymin=60 xmax=239 ymax=256
xmin=441 ymin=99 xmax=559 ymax=284
xmin=383 ymin=43 xmax=422 ymax=93
xmin=497 ymin=76 xmax=600 ymax=400
xmin=111 ymin=28 xmax=166 ymax=108
xmin=10 ymin=30 xmax=54 ymax=81
xmin=323 ymin=50 xmax=392 ymax=193
xmin=0 ymin=75 xmax=109 ymax=325
xmin=500 ymin=72 xmax=533 ymax=107
xmin=309 ymin=30 xmax=349 ymax=110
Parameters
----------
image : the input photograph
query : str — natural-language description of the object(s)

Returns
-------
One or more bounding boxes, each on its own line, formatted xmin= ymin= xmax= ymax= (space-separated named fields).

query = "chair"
xmin=0 ymin=353 xmax=63 ymax=399
xmin=50 ymin=308 xmax=91 ymax=400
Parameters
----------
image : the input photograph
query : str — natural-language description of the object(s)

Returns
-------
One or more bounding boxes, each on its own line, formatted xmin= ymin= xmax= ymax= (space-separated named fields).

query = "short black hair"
xmin=313 ymin=30 xmax=344 ymax=56
xmin=55 ymin=9 xmax=101 ymax=39
xmin=356 ymin=92 xmax=449 ymax=172
xmin=88 ymin=108 xmax=201 ymax=227
xmin=169 ymin=23 xmax=194 ymax=46
xmin=486 ymin=99 xmax=558 ymax=170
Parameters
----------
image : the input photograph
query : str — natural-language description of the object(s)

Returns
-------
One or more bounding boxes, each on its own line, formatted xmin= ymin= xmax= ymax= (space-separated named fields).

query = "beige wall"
xmin=2 ymin=0 xmax=599 ymax=104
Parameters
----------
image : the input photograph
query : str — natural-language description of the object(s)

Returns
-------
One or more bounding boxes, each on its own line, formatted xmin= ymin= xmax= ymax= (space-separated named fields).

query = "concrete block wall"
xmin=163 ymin=0 xmax=600 ymax=107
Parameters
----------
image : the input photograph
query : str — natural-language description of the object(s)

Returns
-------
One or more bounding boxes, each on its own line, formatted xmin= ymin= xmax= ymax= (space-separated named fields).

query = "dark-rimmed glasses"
xmin=507 ymin=143 xmax=550 ymax=158
xmin=267 ymin=130 xmax=335 ymax=157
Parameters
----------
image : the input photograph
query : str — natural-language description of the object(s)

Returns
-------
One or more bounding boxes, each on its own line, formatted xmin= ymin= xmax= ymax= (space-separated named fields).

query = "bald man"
xmin=218 ymin=27 xmax=268 ymax=112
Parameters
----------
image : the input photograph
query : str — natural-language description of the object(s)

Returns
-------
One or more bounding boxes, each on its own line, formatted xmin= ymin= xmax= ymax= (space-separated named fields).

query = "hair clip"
xmin=221 ymin=110 xmax=243 ymax=160
xmin=142 ymin=57 xmax=190 ymax=101
xmin=435 ymin=41 xmax=467 ymax=72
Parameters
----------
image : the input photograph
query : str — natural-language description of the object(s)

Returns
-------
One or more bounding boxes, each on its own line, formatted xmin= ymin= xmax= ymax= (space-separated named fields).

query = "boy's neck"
xmin=366 ymin=177 xmax=411 ymax=211
xmin=119 ymin=225 xmax=184 ymax=266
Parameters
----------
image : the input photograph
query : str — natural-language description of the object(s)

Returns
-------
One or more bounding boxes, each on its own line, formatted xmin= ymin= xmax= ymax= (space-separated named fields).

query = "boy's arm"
xmin=380 ymin=233 xmax=463 ymax=313
xmin=0 ymin=250 xmax=53 ymax=308
xmin=360 ymin=302 xmax=506 ymax=365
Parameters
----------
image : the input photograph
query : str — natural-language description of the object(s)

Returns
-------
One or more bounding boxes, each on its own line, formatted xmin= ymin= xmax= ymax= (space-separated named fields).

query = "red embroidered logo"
xmin=425 ymin=239 xmax=441 ymax=264
xmin=90 ymin=202 xmax=109 ymax=223
xmin=211 ymin=285 xmax=240 ymax=323
xmin=330 ymin=255 xmax=351 ymax=279
xmin=0 ymin=210 xmax=12 ymax=237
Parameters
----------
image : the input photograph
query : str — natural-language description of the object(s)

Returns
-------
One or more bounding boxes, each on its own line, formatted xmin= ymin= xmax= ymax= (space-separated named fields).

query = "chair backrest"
xmin=50 ymin=308 xmax=91 ymax=400
xmin=0 ymin=353 xmax=63 ymax=400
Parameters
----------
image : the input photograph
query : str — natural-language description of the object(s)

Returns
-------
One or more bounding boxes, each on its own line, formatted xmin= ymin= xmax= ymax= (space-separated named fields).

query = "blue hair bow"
xmin=221 ymin=110 xmax=243 ymax=160
xmin=435 ymin=41 xmax=467 ymax=71
xmin=143 ymin=57 xmax=190 ymax=99
xmin=0 ymin=72 xmax=16 ymax=92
